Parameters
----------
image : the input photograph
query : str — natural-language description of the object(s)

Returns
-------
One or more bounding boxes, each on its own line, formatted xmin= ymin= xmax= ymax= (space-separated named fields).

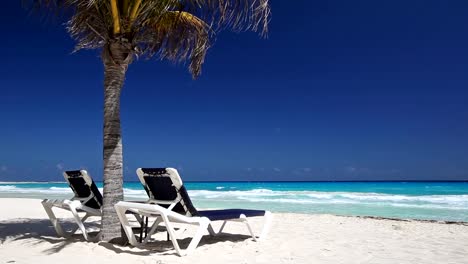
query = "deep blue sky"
xmin=1 ymin=0 xmax=468 ymax=181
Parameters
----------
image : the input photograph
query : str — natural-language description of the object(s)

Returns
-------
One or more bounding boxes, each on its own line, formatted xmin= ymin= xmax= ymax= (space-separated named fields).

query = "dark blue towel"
xmin=197 ymin=209 xmax=265 ymax=221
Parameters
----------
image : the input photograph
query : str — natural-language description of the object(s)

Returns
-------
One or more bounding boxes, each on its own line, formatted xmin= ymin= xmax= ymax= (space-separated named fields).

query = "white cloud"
xmin=273 ymin=168 xmax=281 ymax=172
xmin=56 ymin=163 xmax=64 ymax=170
xmin=345 ymin=166 xmax=372 ymax=174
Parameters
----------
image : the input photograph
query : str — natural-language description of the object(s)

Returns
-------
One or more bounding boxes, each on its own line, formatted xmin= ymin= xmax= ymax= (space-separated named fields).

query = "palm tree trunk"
xmin=101 ymin=40 xmax=132 ymax=243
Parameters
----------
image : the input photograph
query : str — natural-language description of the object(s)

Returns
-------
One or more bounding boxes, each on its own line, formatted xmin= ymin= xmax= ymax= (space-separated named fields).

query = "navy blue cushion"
xmin=197 ymin=209 xmax=265 ymax=221
xmin=143 ymin=176 xmax=178 ymax=201
xmin=65 ymin=171 xmax=103 ymax=209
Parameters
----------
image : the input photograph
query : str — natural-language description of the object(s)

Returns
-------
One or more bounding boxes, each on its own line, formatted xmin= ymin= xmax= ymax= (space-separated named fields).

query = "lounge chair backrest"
xmin=63 ymin=170 xmax=103 ymax=210
xmin=137 ymin=168 xmax=198 ymax=216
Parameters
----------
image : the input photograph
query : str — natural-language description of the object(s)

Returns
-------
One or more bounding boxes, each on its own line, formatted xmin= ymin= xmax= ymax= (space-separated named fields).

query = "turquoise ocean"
xmin=1 ymin=181 xmax=467 ymax=222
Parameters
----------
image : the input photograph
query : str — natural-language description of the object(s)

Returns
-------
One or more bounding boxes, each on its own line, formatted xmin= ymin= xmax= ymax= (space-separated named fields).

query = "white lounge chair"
xmin=115 ymin=168 xmax=273 ymax=256
xmin=42 ymin=170 xmax=103 ymax=241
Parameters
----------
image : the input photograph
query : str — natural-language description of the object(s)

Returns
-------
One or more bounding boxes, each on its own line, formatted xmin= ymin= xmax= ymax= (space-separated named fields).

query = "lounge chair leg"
xmin=69 ymin=213 xmax=90 ymax=235
xmin=161 ymin=214 xmax=183 ymax=256
xmin=134 ymin=213 xmax=142 ymax=223
xmin=219 ymin=221 xmax=227 ymax=233
xmin=207 ymin=224 xmax=215 ymax=236
xmin=208 ymin=221 xmax=227 ymax=236
xmin=240 ymin=214 xmax=258 ymax=241
xmin=42 ymin=200 xmax=66 ymax=237
xmin=143 ymin=217 xmax=162 ymax=244
xmin=259 ymin=211 xmax=273 ymax=240
xmin=139 ymin=216 xmax=145 ymax=243
xmin=69 ymin=205 xmax=89 ymax=241
xmin=185 ymin=218 xmax=209 ymax=255
xmin=114 ymin=205 xmax=140 ymax=246
xmin=144 ymin=217 xmax=149 ymax=238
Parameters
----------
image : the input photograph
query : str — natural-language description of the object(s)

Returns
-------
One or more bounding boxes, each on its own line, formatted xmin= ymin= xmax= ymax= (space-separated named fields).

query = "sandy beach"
xmin=0 ymin=198 xmax=467 ymax=264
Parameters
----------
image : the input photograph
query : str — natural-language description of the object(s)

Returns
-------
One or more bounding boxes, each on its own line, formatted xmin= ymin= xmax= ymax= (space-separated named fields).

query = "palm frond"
xmin=134 ymin=0 xmax=271 ymax=37
xmin=199 ymin=0 xmax=271 ymax=36
xmin=24 ymin=0 xmax=111 ymax=51
xmin=131 ymin=0 xmax=270 ymax=77
xmin=24 ymin=0 xmax=271 ymax=77
xmin=110 ymin=0 xmax=122 ymax=35
xmin=68 ymin=1 xmax=109 ymax=51
xmin=137 ymin=11 xmax=213 ymax=78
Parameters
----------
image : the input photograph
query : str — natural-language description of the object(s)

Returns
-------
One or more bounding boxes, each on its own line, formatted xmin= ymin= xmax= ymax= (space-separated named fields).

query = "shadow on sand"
xmin=99 ymin=232 xmax=252 ymax=256
xmin=0 ymin=218 xmax=100 ymax=254
xmin=0 ymin=218 xmax=252 ymax=256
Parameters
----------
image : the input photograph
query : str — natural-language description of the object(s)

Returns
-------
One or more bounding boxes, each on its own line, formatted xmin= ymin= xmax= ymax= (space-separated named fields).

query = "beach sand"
xmin=0 ymin=198 xmax=467 ymax=264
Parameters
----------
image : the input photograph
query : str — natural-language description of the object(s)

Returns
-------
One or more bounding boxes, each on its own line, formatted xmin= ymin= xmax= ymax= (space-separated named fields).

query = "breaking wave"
xmin=1 ymin=184 xmax=468 ymax=220
xmin=1 ymin=185 xmax=467 ymax=208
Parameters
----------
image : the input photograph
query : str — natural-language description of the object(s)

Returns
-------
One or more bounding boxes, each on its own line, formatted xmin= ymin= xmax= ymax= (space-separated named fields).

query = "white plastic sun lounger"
xmin=115 ymin=168 xmax=273 ymax=256
xmin=41 ymin=170 xmax=104 ymax=241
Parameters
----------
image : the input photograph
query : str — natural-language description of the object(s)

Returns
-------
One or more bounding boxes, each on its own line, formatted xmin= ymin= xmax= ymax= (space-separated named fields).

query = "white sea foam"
xmin=123 ymin=188 xmax=147 ymax=198
xmin=389 ymin=203 xmax=468 ymax=211
xmin=188 ymin=189 xmax=468 ymax=210
xmin=240 ymin=197 xmax=358 ymax=205
xmin=0 ymin=186 xmax=73 ymax=194
xmin=1 ymin=185 xmax=468 ymax=213
xmin=0 ymin=185 xmax=17 ymax=191
xmin=0 ymin=185 xmax=147 ymax=197
xmin=189 ymin=188 xmax=278 ymax=198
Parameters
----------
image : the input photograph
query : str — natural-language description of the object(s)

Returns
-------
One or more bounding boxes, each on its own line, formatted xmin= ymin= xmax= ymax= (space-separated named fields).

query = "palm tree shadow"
xmin=100 ymin=233 xmax=253 ymax=257
xmin=0 ymin=218 xmax=100 ymax=254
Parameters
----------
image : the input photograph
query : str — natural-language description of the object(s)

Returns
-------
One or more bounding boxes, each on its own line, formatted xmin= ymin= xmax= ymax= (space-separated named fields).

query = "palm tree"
xmin=24 ymin=0 xmax=270 ymax=242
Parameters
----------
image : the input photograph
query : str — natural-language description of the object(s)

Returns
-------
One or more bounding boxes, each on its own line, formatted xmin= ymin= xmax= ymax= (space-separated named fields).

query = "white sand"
xmin=0 ymin=198 xmax=467 ymax=264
